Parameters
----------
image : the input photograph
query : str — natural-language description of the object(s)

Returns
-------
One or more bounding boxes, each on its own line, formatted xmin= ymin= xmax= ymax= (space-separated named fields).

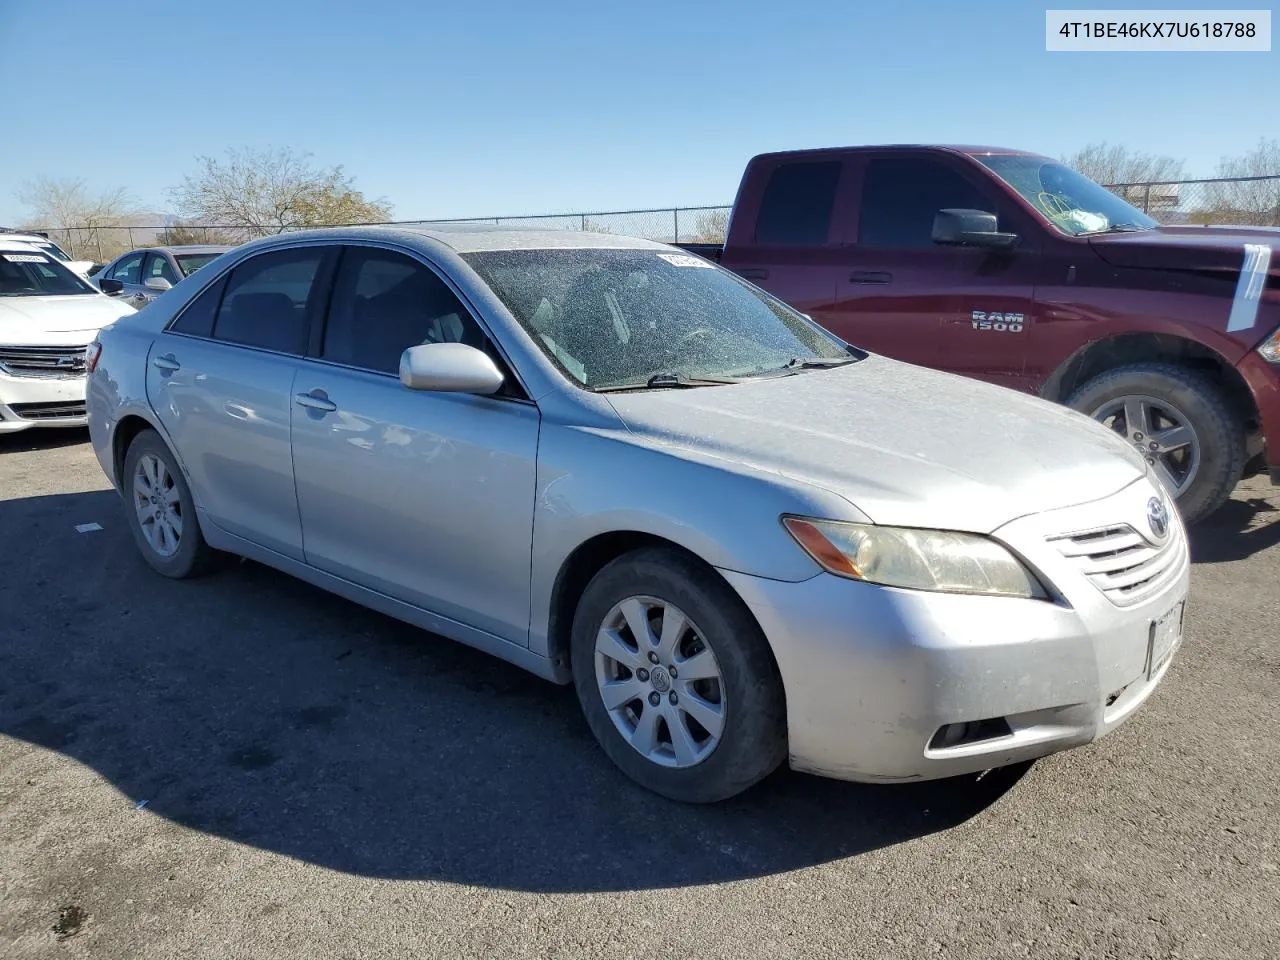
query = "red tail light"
xmin=85 ymin=341 xmax=102 ymax=373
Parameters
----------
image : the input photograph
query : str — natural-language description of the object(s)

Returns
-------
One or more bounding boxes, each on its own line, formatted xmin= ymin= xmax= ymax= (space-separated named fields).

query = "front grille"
xmin=10 ymin=401 xmax=87 ymax=421
xmin=0 ymin=344 xmax=88 ymax=377
xmin=1048 ymin=523 xmax=1183 ymax=607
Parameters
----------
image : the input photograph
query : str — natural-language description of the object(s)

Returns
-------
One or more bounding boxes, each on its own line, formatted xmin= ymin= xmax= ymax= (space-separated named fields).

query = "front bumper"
xmin=0 ymin=370 xmax=89 ymax=432
xmin=1236 ymin=350 xmax=1280 ymax=482
xmin=723 ymin=476 xmax=1190 ymax=783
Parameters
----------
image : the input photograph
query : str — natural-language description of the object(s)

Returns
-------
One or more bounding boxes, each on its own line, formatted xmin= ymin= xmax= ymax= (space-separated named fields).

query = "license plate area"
xmin=1148 ymin=601 xmax=1184 ymax=679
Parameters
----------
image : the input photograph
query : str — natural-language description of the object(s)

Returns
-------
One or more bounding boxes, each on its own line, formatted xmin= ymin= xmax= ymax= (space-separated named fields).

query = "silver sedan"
xmin=85 ymin=227 xmax=1190 ymax=802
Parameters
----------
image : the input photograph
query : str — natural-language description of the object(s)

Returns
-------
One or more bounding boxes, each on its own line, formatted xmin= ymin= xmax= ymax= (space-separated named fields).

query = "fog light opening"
xmin=929 ymin=717 xmax=1014 ymax=750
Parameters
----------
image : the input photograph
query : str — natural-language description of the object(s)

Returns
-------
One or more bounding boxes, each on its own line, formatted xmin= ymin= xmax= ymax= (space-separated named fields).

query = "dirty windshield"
xmin=976 ymin=155 xmax=1159 ymax=236
xmin=463 ymin=248 xmax=853 ymax=389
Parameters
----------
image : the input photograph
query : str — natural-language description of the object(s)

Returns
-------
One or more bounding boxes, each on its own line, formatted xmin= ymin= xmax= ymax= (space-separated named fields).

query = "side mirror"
xmin=399 ymin=342 xmax=504 ymax=395
xmin=932 ymin=209 xmax=1017 ymax=250
xmin=144 ymin=277 xmax=173 ymax=292
xmin=99 ymin=278 xmax=124 ymax=295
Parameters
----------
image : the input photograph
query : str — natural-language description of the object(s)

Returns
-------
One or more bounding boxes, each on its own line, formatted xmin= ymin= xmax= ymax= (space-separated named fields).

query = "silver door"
xmin=144 ymin=245 xmax=331 ymax=559
xmin=288 ymin=245 xmax=540 ymax=645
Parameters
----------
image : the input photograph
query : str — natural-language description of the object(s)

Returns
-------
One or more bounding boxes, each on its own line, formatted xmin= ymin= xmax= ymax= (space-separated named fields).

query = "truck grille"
xmin=10 ymin=401 xmax=87 ymax=421
xmin=1048 ymin=522 xmax=1184 ymax=607
xmin=0 ymin=345 xmax=88 ymax=378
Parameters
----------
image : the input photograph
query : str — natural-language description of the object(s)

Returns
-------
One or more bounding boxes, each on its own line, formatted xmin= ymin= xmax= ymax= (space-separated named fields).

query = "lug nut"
xmin=648 ymin=692 xmax=661 ymax=707
xmin=1149 ymin=441 xmax=1158 ymax=451
xmin=1146 ymin=456 xmax=1156 ymax=464
xmin=636 ymin=668 xmax=649 ymax=682
xmin=647 ymin=651 xmax=659 ymax=664
xmin=1134 ymin=432 xmax=1144 ymax=441
xmin=668 ymin=666 xmax=678 ymax=679
xmin=668 ymin=691 xmax=678 ymax=705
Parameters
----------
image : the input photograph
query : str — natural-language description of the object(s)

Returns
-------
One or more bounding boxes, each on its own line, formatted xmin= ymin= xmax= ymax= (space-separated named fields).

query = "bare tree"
xmin=688 ymin=208 xmax=729 ymax=243
xmin=170 ymin=148 xmax=391 ymax=236
xmin=15 ymin=177 xmax=142 ymax=260
xmin=1062 ymin=143 xmax=1187 ymax=186
xmin=1203 ymin=138 xmax=1280 ymax=226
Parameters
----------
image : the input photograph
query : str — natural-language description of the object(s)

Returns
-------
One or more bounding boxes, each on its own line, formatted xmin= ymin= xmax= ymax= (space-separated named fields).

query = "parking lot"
xmin=0 ymin=429 xmax=1276 ymax=959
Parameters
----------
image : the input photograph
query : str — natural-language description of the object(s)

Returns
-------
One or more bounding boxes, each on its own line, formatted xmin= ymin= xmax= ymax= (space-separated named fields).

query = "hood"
xmin=1089 ymin=225 xmax=1280 ymax=276
xmin=0 ymin=294 xmax=135 ymax=345
xmin=605 ymin=356 xmax=1147 ymax=533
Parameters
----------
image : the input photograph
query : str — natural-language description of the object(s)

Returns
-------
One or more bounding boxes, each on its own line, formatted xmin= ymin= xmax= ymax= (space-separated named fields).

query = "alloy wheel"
xmin=132 ymin=453 xmax=183 ymax=558
xmin=1090 ymin=394 xmax=1200 ymax=498
xmin=594 ymin=596 xmax=725 ymax=768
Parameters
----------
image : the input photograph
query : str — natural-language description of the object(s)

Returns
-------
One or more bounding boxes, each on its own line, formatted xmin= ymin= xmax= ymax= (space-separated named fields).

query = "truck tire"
xmin=1067 ymin=362 xmax=1244 ymax=525
xmin=570 ymin=546 xmax=787 ymax=803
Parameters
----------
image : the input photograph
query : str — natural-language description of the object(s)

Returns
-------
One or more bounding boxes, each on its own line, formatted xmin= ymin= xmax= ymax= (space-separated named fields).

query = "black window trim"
xmin=160 ymin=238 xmax=534 ymax=403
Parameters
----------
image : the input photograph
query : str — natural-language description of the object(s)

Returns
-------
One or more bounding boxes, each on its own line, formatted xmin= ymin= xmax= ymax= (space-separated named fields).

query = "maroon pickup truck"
xmin=680 ymin=145 xmax=1279 ymax=523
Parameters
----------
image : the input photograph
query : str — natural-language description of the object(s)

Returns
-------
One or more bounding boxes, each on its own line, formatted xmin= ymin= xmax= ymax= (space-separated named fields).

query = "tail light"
xmin=85 ymin=340 xmax=102 ymax=373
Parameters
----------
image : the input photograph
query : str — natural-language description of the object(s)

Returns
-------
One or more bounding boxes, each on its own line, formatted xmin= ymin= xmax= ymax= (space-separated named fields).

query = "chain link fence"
xmin=16 ymin=175 xmax=1280 ymax=265
xmin=1105 ymin=175 xmax=1280 ymax=226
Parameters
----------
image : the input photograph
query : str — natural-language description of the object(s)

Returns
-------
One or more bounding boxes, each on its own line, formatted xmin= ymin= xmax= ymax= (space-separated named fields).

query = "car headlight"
xmin=782 ymin=516 xmax=1048 ymax=599
xmin=1258 ymin=325 xmax=1280 ymax=364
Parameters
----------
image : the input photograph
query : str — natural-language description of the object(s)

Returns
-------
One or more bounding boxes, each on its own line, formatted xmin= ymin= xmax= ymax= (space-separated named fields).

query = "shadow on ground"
xmin=1188 ymin=491 xmax=1280 ymax=564
xmin=0 ymin=489 xmax=1030 ymax=893
xmin=0 ymin=427 xmax=91 ymax=455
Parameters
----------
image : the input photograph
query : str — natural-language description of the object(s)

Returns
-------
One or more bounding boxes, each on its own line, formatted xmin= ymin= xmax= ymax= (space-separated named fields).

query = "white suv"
xmin=0 ymin=239 xmax=134 ymax=433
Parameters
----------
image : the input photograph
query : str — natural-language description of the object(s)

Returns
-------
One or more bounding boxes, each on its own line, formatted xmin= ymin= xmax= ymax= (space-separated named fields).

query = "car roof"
xmin=0 ymin=238 xmax=44 ymax=252
xmin=264 ymin=224 xmax=670 ymax=254
xmin=150 ymin=244 xmax=235 ymax=255
xmin=752 ymin=144 xmax=1050 ymax=161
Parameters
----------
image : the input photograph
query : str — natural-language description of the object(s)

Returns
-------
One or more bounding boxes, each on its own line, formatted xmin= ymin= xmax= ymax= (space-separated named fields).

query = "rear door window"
xmin=859 ymin=158 xmax=997 ymax=248
xmin=145 ymin=252 xmax=180 ymax=284
xmin=754 ymin=161 xmax=842 ymax=246
xmin=211 ymin=248 xmax=327 ymax=355
xmin=110 ymin=251 xmax=145 ymax=284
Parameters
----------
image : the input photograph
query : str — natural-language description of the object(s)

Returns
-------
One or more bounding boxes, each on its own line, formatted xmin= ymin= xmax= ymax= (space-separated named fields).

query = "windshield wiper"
xmin=1085 ymin=223 xmax=1150 ymax=236
xmin=594 ymin=372 xmax=742 ymax=392
xmin=779 ymin=356 xmax=859 ymax=371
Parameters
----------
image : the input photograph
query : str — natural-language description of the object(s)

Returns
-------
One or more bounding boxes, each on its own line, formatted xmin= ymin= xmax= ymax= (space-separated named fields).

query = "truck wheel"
xmin=1067 ymin=362 xmax=1244 ymax=524
xmin=570 ymin=547 xmax=787 ymax=803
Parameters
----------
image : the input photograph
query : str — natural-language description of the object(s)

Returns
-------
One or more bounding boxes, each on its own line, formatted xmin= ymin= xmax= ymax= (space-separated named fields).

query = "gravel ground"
xmin=1 ymin=429 xmax=1277 ymax=959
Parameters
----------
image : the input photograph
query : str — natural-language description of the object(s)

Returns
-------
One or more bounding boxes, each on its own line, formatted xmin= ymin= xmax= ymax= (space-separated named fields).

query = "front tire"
xmin=1067 ymin=362 xmax=1244 ymax=525
xmin=570 ymin=547 xmax=787 ymax=803
xmin=122 ymin=429 xmax=220 ymax=578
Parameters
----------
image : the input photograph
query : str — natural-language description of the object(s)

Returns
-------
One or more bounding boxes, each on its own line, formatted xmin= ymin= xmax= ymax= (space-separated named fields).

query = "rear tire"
xmin=122 ymin=429 xmax=222 ymax=578
xmin=570 ymin=547 xmax=787 ymax=803
xmin=1067 ymin=362 xmax=1244 ymax=524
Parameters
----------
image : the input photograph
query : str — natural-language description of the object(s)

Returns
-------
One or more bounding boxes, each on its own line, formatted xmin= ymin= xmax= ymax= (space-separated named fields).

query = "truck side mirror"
xmin=932 ymin=209 xmax=1017 ymax=250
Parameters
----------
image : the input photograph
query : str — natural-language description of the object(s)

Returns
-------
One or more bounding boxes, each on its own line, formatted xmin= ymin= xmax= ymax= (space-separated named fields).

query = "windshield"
xmin=463 ymin=248 xmax=853 ymax=390
xmin=175 ymin=253 xmax=225 ymax=277
xmin=976 ymin=156 xmax=1159 ymax=236
xmin=0 ymin=250 xmax=97 ymax=296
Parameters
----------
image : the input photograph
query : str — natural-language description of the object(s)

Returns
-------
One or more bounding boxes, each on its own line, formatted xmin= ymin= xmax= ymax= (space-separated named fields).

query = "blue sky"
xmin=1 ymin=0 xmax=1274 ymax=225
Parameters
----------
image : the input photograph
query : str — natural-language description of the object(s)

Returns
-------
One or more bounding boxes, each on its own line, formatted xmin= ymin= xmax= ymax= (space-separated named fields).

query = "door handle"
xmin=294 ymin=391 xmax=337 ymax=413
xmin=849 ymin=271 xmax=892 ymax=284
xmin=737 ymin=268 xmax=769 ymax=280
xmin=152 ymin=354 xmax=181 ymax=372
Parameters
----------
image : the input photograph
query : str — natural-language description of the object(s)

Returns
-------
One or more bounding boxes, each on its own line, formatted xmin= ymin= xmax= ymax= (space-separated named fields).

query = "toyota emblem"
xmin=1147 ymin=496 xmax=1169 ymax=539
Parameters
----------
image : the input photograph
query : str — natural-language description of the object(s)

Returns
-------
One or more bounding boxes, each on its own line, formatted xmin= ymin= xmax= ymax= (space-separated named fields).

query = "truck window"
xmin=754 ymin=161 xmax=841 ymax=246
xmin=860 ymin=158 xmax=995 ymax=248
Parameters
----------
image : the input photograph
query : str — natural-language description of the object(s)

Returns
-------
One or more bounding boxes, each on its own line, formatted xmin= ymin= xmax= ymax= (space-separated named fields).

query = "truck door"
xmin=833 ymin=154 xmax=1039 ymax=391
xmin=719 ymin=158 xmax=853 ymax=332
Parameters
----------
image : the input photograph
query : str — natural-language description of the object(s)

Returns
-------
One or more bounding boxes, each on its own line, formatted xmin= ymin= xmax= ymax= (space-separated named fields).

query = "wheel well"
xmin=112 ymin=415 xmax=154 ymax=486
xmin=545 ymin=532 xmax=748 ymax=681
xmin=1044 ymin=333 xmax=1260 ymax=432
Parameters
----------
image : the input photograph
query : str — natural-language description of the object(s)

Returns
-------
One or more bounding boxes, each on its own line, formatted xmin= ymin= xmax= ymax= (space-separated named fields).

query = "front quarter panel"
xmin=527 ymin=419 xmax=865 ymax=657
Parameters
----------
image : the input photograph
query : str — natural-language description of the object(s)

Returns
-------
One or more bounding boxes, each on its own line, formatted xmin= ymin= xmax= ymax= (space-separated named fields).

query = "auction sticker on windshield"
xmin=3 ymin=254 xmax=48 ymax=263
xmin=657 ymin=253 xmax=714 ymax=268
